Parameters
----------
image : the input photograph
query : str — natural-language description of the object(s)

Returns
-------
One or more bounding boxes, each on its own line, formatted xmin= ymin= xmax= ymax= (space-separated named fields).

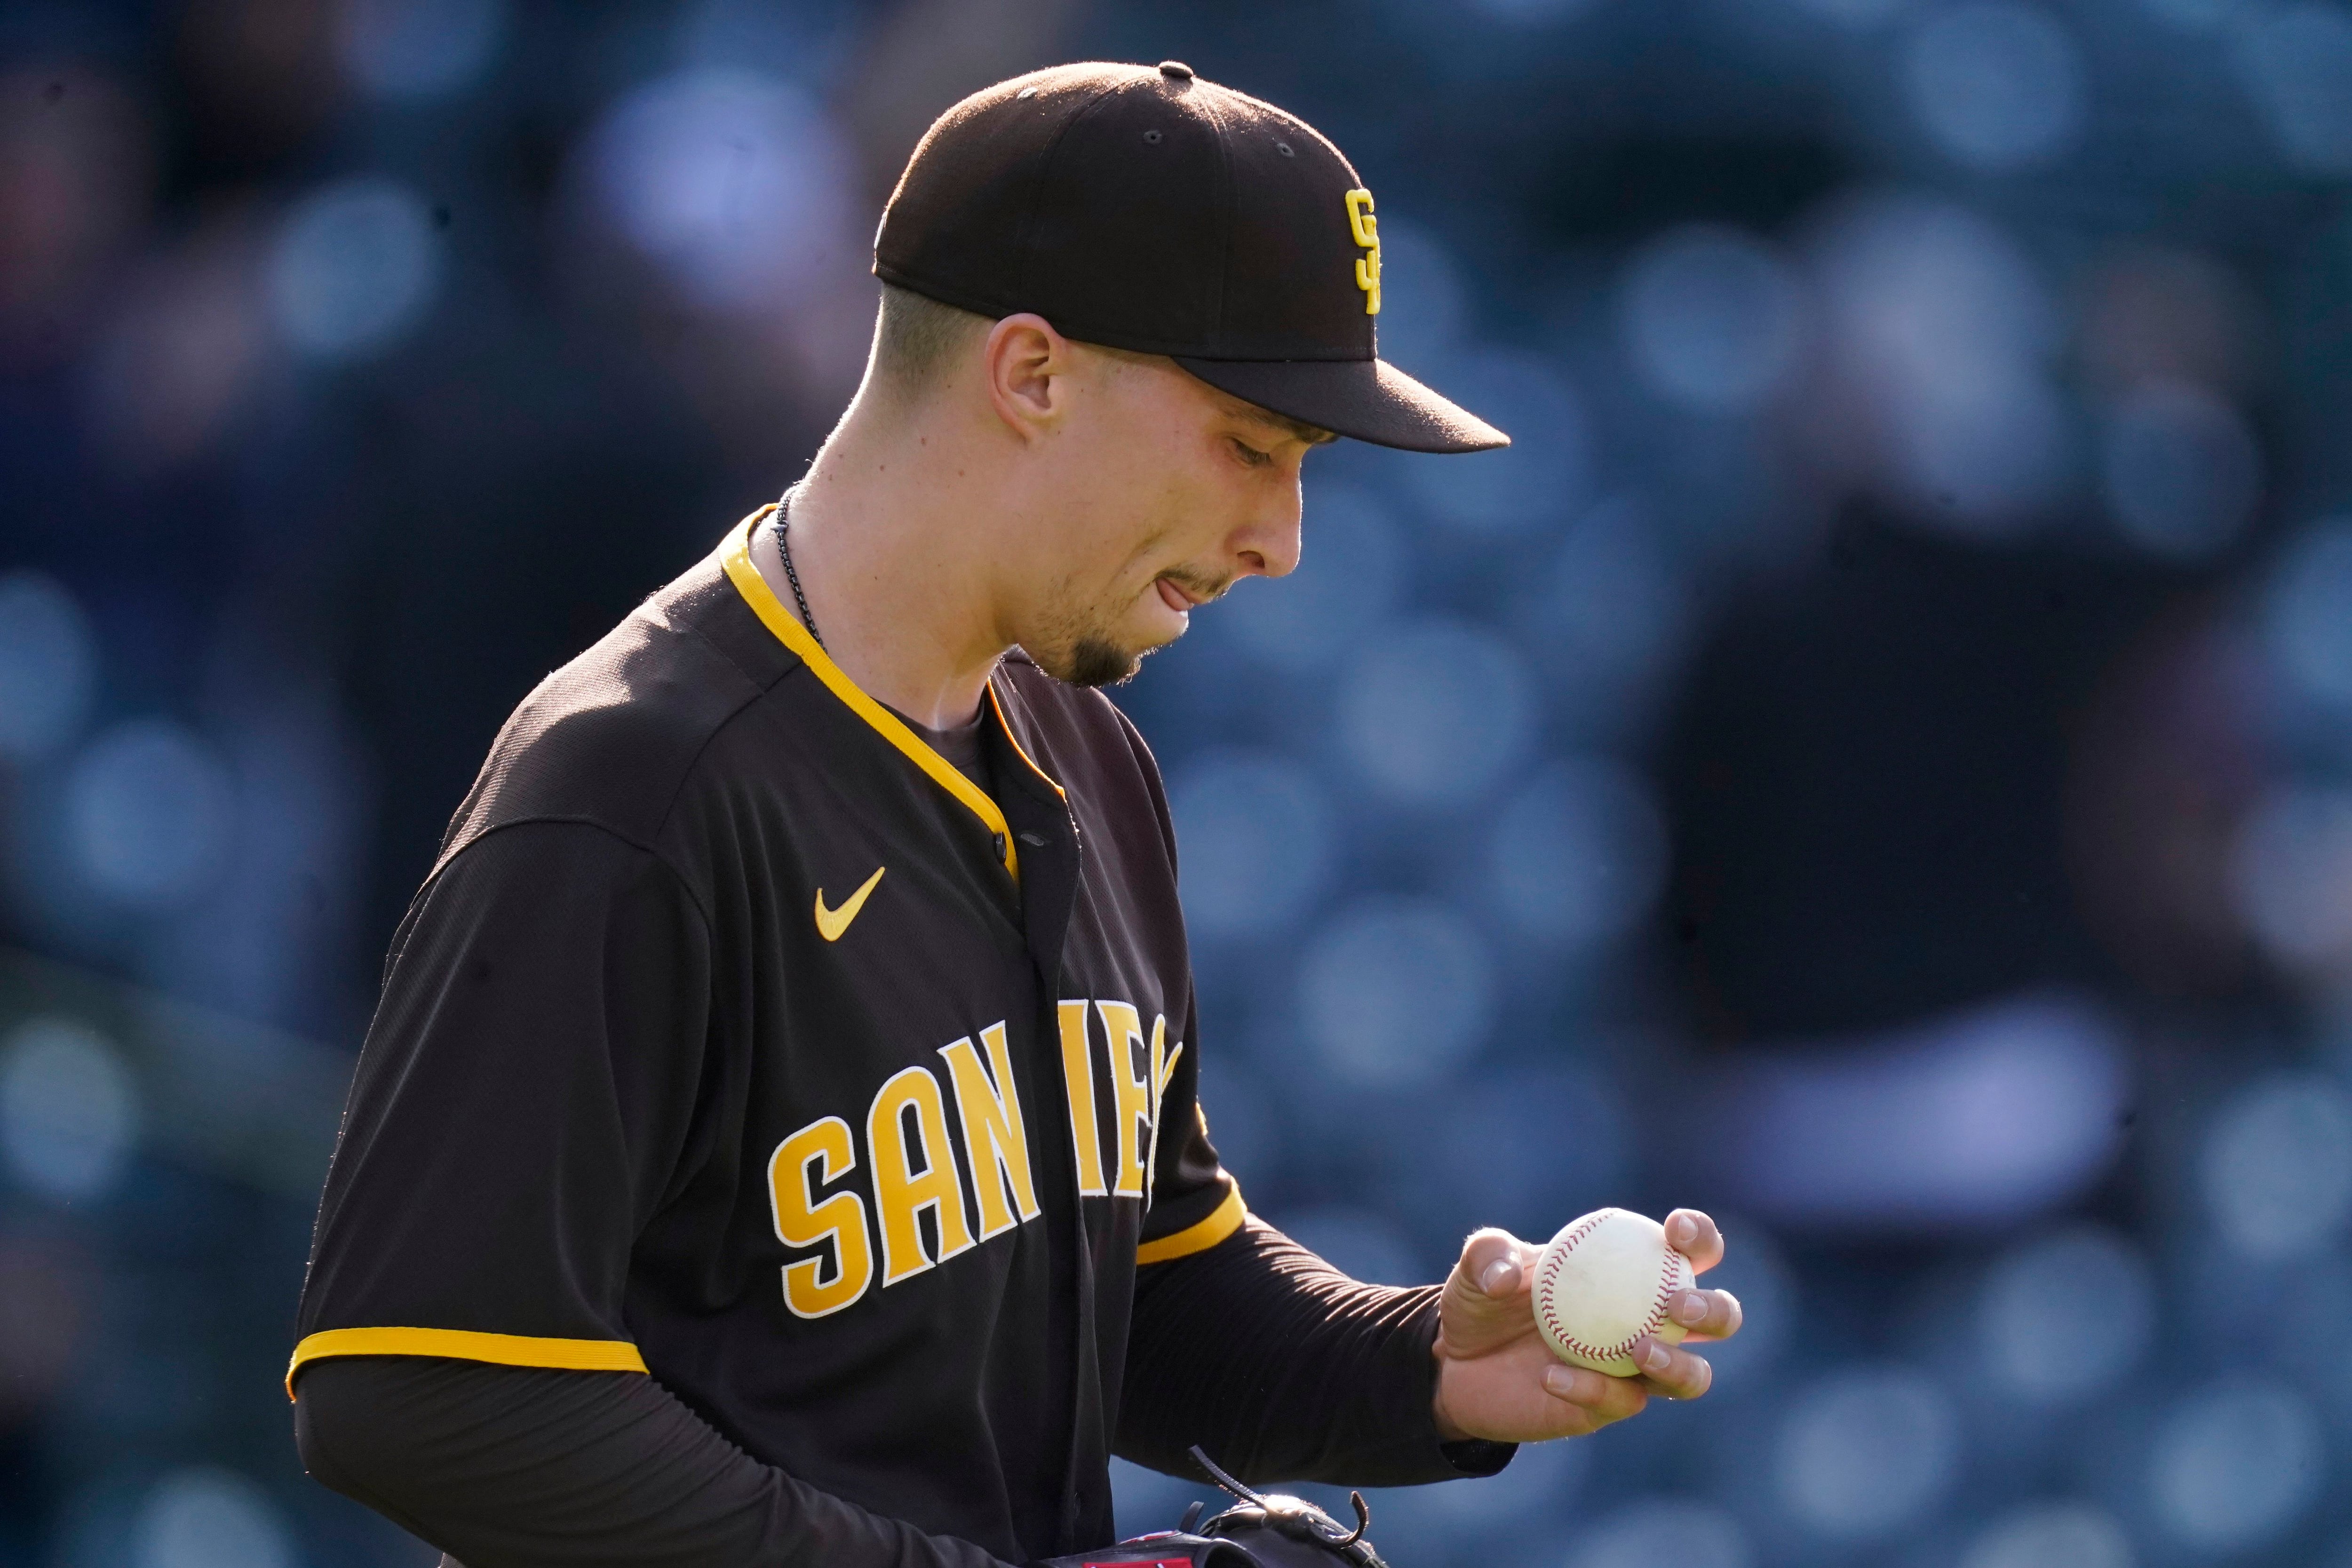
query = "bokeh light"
xmin=1713 ymin=993 xmax=2128 ymax=1226
xmin=2147 ymin=1379 xmax=2323 ymax=1551
xmin=63 ymin=718 xmax=234 ymax=912
xmin=2138 ymin=0 xmax=2250 ymax=29
xmin=1566 ymin=1496 xmax=1752 ymax=1568
xmin=336 ymin=0 xmax=510 ymax=101
xmin=1335 ymin=619 xmax=1535 ymax=807
xmin=1812 ymin=194 xmax=2069 ymax=533
xmin=1221 ymin=483 xmax=1408 ymax=675
xmin=1365 ymin=217 xmax=1470 ymax=379
xmin=1904 ymin=3 xmax=2088 ymax=172
xmin=1517 ymin=497 xmax=1691 ymax=731
xmin=1299 ymin=896 xmax=1496 ymax=1088
xmin=1168 ymin=751 xmax=1335 ymax=941
xmin=1618 ymin=225 xmax=1806 ymax=414
xmin=1272 ymin=1206 xmax=1423 ymax=1284
xmin=2198 ymin=1072 xmax=2352 ymax=1259
xmin=1483 ymin=756 xmax=1669 ymax=948
xmin=2233 ymin=3 xmax=2352 ymax=175
xmin=1404 ymin=351 xmax=1587 ymax=533
xmin=0 ymin=1017 xmax=140 ymax=1204
xmin=2260 ymin=518 xmax=2352 ymax=711
xmin=2231 ymin=786 xmax=2352 ymax=971
xmin=1775 ymin=1365 xmax=1959 ymax=1539
xmin=2098 ymin=380 xmax=2260 ymax=561
xmin=1389 ymin=1421 xmax=1588 ymax=1535
xmin=1431 ymin=1067 xmax=1629 ymax=1240
xmin=1958 ymin=1502 xmax=2134 ymax=1568
xmin=1975 ymin=1224 xmax=2154 ymax=1405
xmin=130 ymin=1467 xmax=296 ymax=1568
xmin=584 ymin=68 xmax=854 ymax=313
xmin=1462 ymin=0 xmax=1603 ymax=26
xmin=267 ymin=175 xmax=445 ymax=361
xmin=1688 ymin=1217 xmax=1796 ymax=1383
xmin=0 ymin=571 xmax=97 ymax=764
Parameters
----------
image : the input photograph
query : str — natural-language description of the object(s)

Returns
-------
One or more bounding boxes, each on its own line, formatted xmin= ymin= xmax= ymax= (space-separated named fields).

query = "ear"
xmin=983 ymin=313 xmax=1078 ymax=442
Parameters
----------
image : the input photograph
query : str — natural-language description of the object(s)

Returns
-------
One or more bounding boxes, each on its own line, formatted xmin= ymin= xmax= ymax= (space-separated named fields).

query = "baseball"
xmin=1530 ymin=1208 xmax=1695 ymax=1378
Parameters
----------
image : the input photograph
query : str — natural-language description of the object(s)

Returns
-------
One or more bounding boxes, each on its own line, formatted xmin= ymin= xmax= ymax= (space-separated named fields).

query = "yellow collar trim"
xmin=721 ymin=509 xmax=1023 ymax=883
xmin=986 ymin=681 xmax=1067 ymax=803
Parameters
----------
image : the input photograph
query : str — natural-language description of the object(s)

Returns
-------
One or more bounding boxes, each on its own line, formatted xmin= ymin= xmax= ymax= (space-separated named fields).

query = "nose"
xmin=1231 ymin=471 xmax=1305 ymax=580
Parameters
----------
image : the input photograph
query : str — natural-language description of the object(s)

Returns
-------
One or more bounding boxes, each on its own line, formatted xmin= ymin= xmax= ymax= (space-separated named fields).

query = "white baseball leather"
xmin=1530 ymin=1207 xmax=1694 ymax=1377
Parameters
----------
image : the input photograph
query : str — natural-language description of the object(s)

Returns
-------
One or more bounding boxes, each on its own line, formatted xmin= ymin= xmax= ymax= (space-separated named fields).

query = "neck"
xmin=750 ymin=390 xmax=1012 ymax=731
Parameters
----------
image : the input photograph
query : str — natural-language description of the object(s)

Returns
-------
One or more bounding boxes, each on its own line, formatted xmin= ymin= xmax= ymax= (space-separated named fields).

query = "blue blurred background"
xmin=3 ymin=0 xmax=2352 ymax=1563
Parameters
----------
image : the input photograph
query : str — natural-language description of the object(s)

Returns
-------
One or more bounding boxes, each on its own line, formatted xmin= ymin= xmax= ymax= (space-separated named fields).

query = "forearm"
xmin=294 ymin=1357 xmax=1016 ymax=1568
xmin=1118 ymin=1218 xmax=1511 ymax=1488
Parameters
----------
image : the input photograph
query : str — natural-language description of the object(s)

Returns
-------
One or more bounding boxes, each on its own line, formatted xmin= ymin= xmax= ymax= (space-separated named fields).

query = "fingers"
xmin=1631 ymin=1336 xmax=1713 ymax=1400
xmin=1542 ymin=1362 xmax=1648 ymax=1425
xmin=1669 ymin=1287 xmax=1743 ymax=1342
xmin=1457 ymin=1226 xmax=1532 ymax=1299
xmin=1665 ymin=1209 xmax=1724 ymax=1274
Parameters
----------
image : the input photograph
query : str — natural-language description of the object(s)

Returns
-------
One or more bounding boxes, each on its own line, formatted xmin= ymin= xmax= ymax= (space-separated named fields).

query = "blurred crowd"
xmin=3 ymin=0 xmax=2352 ymax=1564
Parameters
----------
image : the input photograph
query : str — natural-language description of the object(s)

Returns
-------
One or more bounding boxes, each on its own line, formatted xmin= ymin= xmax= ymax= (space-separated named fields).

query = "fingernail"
xmin=1644 ymin=1341 xmax=1672 ymax=1373
xmin=1676 ymin=1292 xmax=1708 ymax=1325
xmin=1670 ymin=1214 xmax=1696 ymax=1246
xmin=1543 ymin=1364 xmax=1575 ymax=1396
xmin=1479 ymin=1259 xmax=1515 ymax=1294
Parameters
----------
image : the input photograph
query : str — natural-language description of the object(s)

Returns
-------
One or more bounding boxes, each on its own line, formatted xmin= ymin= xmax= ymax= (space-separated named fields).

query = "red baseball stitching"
xmin=1534 ymin=1216 xmax=1685 ymax=1365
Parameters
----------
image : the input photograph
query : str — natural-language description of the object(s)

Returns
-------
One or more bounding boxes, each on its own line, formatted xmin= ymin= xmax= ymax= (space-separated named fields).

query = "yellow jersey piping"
xmin=721 ymin=510 xmax=1021 ymax=883
xmin=985 ymin=681 xmax=1068 ymax=801
xmin=1135 ymin=1183 xmax=1246 ymax=1265
xmin=285 ymin=1327 xmax=648 ymax=1399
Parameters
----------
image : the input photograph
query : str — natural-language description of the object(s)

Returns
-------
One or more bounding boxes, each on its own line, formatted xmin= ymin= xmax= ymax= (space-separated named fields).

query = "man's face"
xmin=1005 ymin=348 xmax=1326 ymax=687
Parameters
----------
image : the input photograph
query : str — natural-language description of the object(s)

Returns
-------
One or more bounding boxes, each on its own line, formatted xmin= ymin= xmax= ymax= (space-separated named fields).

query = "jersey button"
xmin=992 ymin=832 xmax=1008 ymax=862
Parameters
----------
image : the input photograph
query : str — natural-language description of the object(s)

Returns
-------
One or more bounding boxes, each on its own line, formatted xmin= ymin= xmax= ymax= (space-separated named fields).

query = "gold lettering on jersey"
xmin=1097 ymin=1001 xmax=1155 ymax=1199
xmin=767 ymin=1115 xmax=874 ymax=1319
xmin=1345 ymin=189 xmax=1381 ymax=315
xmin=938 ymin=1022 xmax=1040 ymax=1240
xmin=1144 ymin=1021 xmax=1181 ymax=1211
xmin=866 ymin=1067 xmax=977 ymax=1285
xmin=1057 ymin=999 xmax=1110 ymax=1197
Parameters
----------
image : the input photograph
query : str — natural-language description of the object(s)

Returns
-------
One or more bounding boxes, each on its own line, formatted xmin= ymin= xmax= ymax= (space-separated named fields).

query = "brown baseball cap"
xmin=874 ymin=61 xmax=1509 ymax=454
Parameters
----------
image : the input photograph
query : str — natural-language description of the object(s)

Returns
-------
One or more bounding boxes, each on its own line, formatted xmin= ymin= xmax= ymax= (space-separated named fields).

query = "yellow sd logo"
xmin=1345 ymin=188 xmax=1381 ymax=316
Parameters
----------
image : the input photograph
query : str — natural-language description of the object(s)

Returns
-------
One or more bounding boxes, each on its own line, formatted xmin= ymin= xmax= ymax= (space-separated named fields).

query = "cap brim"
xmin=1171 ymin=355 xmax=1510 ymax=454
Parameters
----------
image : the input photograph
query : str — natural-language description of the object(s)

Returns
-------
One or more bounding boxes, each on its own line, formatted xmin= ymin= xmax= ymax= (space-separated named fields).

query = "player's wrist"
xmin=1430 ymin=1376 xmax=1471 ymax=1443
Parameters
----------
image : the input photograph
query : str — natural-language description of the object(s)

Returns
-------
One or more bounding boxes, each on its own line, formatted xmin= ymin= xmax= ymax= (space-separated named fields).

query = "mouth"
xmin=1155 ymin=577 xmax=1204 ymax=614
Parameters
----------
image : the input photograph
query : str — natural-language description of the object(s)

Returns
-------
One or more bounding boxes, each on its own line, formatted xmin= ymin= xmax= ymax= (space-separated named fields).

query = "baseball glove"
xmin=1038 ymin=1448 xmax=1390 ymax=1568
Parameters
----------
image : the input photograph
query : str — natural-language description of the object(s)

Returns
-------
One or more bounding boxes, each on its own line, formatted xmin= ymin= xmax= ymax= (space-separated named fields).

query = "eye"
xmin=1229 ymin=437 xmax=1272 ymax=468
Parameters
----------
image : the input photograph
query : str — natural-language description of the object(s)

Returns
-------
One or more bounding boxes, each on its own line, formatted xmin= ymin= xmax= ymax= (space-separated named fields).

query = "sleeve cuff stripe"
xmin=285 ymin=1327 xmax=649 ymax=1399
xmin=1135 ymin=1182 xmax=1246 ymax=1265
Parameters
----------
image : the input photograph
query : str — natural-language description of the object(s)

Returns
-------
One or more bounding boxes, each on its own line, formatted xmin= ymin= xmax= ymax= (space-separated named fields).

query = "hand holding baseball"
xmin=1430 ymin=1209 xmax=1741 ymax=1444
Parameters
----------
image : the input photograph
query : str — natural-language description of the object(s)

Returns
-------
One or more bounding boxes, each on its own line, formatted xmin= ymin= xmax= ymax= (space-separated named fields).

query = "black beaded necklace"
xmin=771 ymin=492 xmax=825 ymax=652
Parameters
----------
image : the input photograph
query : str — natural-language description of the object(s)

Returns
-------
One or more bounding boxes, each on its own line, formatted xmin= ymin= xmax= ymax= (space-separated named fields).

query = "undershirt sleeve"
xmin=295 ymin=1356 xmax=1017 ymax=1568
xmin=1117 ymin=1218 xmax=1514 ymax=1488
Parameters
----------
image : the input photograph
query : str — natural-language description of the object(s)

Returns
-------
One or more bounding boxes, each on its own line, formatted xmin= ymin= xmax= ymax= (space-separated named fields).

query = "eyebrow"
xmin=1232 ymin=404 xmax=1337 ymax=445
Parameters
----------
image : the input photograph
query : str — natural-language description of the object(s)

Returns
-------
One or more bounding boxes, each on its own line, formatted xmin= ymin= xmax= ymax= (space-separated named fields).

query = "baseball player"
xmin=290 ymin=62 xmax=1739 ymax=1568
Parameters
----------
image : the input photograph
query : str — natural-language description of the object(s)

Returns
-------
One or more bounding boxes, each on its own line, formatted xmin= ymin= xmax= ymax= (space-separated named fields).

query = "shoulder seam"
xmin=641 ymin=610 xmax=819 ymax=851
xmin=432 ymin=815 xmax=719 ymax=938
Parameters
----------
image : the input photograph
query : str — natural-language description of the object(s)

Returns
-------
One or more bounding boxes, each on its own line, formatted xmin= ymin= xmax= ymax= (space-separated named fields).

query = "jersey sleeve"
xmin=1135 ymin=982 xmax=1244 ymax=1264
xmin=292 ymin=819 xmax=714 ymax=1387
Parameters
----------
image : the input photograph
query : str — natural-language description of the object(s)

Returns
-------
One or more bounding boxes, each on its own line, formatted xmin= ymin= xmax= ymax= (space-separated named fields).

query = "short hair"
xmin=869 ymin=282 xmax=991 ymax=401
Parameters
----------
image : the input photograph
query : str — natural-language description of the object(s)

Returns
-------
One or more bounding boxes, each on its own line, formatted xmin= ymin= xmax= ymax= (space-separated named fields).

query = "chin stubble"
xmin=1065 ymin=635 xmax=1144 ymax=689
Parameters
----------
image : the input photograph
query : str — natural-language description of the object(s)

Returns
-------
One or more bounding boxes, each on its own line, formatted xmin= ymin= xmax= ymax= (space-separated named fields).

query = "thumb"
xmin=1458 ymin=1228 xmax=1527 ymax=1299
